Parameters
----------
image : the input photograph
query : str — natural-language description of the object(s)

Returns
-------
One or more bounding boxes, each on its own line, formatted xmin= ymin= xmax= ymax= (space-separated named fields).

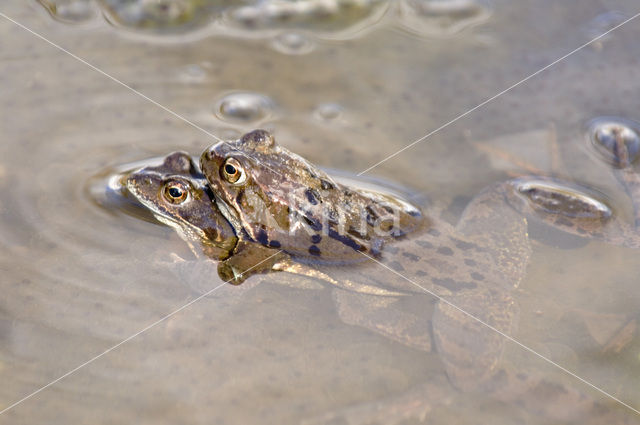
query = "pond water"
xmin=1 ymin=0 xmax=640 ymax=423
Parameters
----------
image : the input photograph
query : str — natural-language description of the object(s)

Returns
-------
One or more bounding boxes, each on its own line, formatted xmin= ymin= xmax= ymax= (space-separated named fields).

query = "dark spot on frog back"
xmin=450 ymin=237 xmax=478 ymax=251
xmin=436 ymin=246 xmax=454 ymax=256
xmin=308 ymin=245 xmax=321 ymax=256
xmin=470 ymin=271 xmax=485 ymax=281
xmin=255 ymin=227 xmax=281 ymax=248
xmin=388 ymin=261 xmax=405 ymax=272
xmin=402 ymin=252 xmax=420 ymax=262
xmin=415 ymin=240 xmax=434 ymax=249
xmin=428 ymin=228 xmax=441 ymax=237
xmin=320 ymin=179 xmax=335 ymax=190
xmin=303 ymin=215 xmax=323 ymax=231
xmin=305 ymin=188 xmax=321 ymax=205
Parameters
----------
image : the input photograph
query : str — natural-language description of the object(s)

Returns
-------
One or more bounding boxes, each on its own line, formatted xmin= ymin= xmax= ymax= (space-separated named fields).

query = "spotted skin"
xmin=200 ymin=130 xmax=424 ymax=264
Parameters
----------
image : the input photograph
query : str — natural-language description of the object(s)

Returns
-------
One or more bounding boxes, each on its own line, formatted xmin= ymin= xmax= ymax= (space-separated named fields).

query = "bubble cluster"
xmin=215 ymin=92 xmax=276 ymax=123
xmin=39 ymin=0 xmax=389 ymax=43
xmin=587 ymin=117 xmax=640 ymax=168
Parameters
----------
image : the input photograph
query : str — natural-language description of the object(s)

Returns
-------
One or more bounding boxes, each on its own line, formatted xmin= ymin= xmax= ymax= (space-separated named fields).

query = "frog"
xmin=123 ymin=151 xmax=411 ymax=296
xmin=118 ymin=130 xmax=638 ymax=422
xmin=123 ymin=150 xmax=298 ymax=284
xmin=199 ymin=129 xmax=425 ymax=264
xmin=199 ymin=128 xmax=640 ymax=400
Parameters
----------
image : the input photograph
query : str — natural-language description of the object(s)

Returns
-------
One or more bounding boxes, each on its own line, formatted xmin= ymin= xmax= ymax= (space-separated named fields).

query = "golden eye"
xmin=162 ymin=181 xmax=190 ymax=204
xmin=222 ymin=158 xmax=246 ymax=184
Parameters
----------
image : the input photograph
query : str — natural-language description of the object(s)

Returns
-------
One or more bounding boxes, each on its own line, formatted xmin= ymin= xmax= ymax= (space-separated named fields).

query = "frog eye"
xmin=222 ymin=158 xmax=246 ymax=185
xmin=162 ymin=180 xmax=190 ymax=204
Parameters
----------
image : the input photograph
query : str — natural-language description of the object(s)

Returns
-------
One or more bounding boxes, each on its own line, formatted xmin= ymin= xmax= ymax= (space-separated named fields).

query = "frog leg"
xmin=275 ymin=261 xmax=407 ymax=297
xmin=331 ymin=288 xmax=434 ymax=352
xmin=432 ymin=288 xmax=518 ymax=391
xmin=456 ymin=184 xmax=532 ymax=286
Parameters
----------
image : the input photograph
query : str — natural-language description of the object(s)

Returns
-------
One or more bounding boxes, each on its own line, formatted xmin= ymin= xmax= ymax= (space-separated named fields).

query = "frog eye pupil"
xmin=168 ymin=187 xmax=183 ymax=198
xmin=225 ymin=164 xmax=237 ymax=175
xmin=222 ymin=159 xmax=244 ymax=184
xmin=163 ymin=182 xmax=189 ymax=204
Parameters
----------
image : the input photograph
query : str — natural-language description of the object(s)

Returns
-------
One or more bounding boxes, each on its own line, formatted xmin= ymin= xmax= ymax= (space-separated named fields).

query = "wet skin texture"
xmin=200 ymin=129 xmax=424 ymax=264
xmin=123 ymin=129 xmax=640 ymax=422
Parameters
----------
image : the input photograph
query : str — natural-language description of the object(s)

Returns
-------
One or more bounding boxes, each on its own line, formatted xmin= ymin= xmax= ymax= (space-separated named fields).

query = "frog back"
xmin=201 ymin=130 xmax=424 ymax=264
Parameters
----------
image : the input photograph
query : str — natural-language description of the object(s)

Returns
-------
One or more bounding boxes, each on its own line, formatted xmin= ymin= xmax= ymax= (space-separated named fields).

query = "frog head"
xmin=126 ymin=151 xmax=238 ymax=260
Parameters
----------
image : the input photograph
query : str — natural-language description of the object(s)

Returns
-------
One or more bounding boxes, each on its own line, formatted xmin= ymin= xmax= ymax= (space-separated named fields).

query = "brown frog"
xmin=117 ymin=130 xmax=639 ymax=422
xmin=199 ymin=129 xmax=424 ymax=263
xmin=199 ymin=128 xmax=640 ymax=396
xmin=122 ymin=151 xmax=410 ymax=296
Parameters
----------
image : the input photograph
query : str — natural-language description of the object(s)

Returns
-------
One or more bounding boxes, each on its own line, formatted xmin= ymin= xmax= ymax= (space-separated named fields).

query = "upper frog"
xmin=196 ymin=126 xmax=640 ymax=394
xmin=200 ymin=129 xmax=424 ymax=263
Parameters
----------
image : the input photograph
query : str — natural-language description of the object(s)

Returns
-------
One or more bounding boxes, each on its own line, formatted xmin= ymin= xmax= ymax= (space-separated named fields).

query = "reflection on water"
xmin=38 ymin=0 xmax=491 ymax=42
xmin=1 ymin=0 xmax=640 ymax=423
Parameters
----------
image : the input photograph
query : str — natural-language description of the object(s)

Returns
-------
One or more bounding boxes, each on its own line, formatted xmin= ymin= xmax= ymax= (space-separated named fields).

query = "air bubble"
xmin=314 ymin=103 xmax=344 ymax=121
xmin=215 ymin=92 xmax=276 ymax=123
xmin=271 ymin=32 xmax=316 ymax=55
xmin=587 ymin=117 xmax=640 ymax=168
xmin=177 ymin=64 xmax=207 ymax=84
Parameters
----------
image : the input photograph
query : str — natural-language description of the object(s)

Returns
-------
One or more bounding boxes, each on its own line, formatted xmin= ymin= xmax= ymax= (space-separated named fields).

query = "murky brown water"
xmin=1 ymin=0 xmax=640 ymax=423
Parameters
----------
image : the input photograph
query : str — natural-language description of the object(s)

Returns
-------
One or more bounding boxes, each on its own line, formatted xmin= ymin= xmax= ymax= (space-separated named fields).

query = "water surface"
xmin=1 ymin=0 xmax=640 ymax=423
